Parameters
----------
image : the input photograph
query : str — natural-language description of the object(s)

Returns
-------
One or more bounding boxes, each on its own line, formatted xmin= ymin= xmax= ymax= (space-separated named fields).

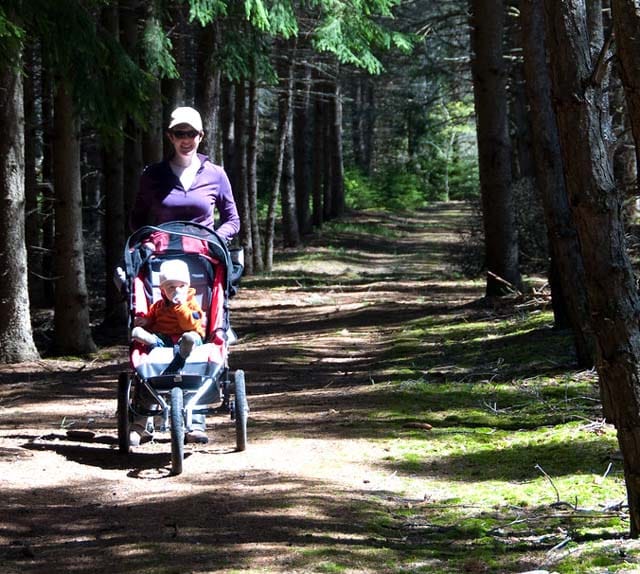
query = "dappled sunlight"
xmin=3 ymin=204 xmax=628 ymax=573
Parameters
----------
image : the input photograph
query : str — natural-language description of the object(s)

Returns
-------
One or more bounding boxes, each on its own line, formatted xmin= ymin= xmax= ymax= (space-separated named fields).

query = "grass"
xmin=282 ymin=302 xmax=633 ymax=573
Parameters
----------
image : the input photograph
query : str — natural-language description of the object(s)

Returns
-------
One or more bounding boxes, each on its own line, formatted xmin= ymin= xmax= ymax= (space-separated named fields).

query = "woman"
xmin=128 ymin=106 xmax=240 ymax=446
xmin=129 ymin=106 xmax=240 ymax=242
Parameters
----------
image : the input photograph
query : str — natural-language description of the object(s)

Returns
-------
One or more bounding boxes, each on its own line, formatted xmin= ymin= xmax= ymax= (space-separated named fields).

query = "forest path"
xmin=0 ymin=203 xmax=478 ymax=574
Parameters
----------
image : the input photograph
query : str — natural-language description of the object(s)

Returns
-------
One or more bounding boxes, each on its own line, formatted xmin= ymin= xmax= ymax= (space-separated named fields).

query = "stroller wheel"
xmin=233 ymin=370 xmax=248 ymax=452
xmin=117 ymin=372 xmax=132 ymax=454
xmin=170 ymin=387 xmax=185 ymax=475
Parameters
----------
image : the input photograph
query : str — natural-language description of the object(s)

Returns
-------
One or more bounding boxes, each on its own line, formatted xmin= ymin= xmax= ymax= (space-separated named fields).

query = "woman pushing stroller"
xmin=126 ymin=106 xmax=240 ymax=447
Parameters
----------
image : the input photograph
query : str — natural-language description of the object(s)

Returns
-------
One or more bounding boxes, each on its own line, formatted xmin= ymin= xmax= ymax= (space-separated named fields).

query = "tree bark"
xmin=329 ymin=76 xmax=345 ymax=218
xmin=351 ymin=77 xmax=365 ymax=170
xmin=53 ymin=82 xmax=97 ymax=354
xmin=101 ymin=3 xmax=127 ymax=328
xmin=520 ymin=0 xmax=595 ymax=367
xmin=470 ymin=0 xmax=522 ymax=296
xmin=23 ymin=41 xmax=46 ymax=308
xmin=234 ymin=81 xmax=252 ymax=273
xmin=265 ymin=50 xmax=295 ymax=271
xmin=362 ymin=79 xmax=375 ymax=175
xmin=196 ymin=22 xmax=222 ymax=163
xmin=221 ymin=78 xmax=235 ymax=189
xmin=280 ymin=45 xmax=300 ymax=248
xmin=247 ymin=75 xmax=263 ymax=271
xmin=545 ymin=0 xmax=640 ymax=537
xmin=0 ymin=48 xmax=40 ymax=363
xmin=312 ymin=69 xmax=327 ymax=228
xmin=323 ymin=92 xmax=332 ymax=220
xmin=294 ymin=61 xmax=312 ymax=235
xmin=611 ymin=0 xmax=640 ymax=192
xmin=40 ymin=66 xmax=55 ymax=307
xmin=120 ymin=0 xmax=144 ymax=227
xmin=506 ymin=4 xmax=535 ymax=181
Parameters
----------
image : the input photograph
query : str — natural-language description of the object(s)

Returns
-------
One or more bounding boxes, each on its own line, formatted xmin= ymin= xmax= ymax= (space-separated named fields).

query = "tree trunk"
xmin=234 ymin=81 xmax=251 ymax=273
xmin=323 ymin=93 xmax=333 ymax=220
xmin=294 ymin=62 xmax=312 ymax=235
xmin=545 ymin=0 xmax=640 ymax=537
xmin=351 ymin=77 xmax=365 ymax=170
xmin=280 ymin=46 xmax=300 ymax=248
xmin=40 ymin=66 xmax=55 ymax=307
xmin=0 ymin=49 xmax=40 ymax=363
xmin=470 ymin=0 xmax=522 ymax=296
xmin=53 ymin=82 xmax=97 ymax=354
xmin=282 ymin=116 xmax=299 ymax=247
xmin=142 ymin=78 xmax=163 ymax=165
xmin=23 ymin=41 xmax=46 ymax=308
xmin=160 ymin=1 xmax=187 ymax=137
xmin=221 ymin=78 xmax=235 ymax=186
xmin=586 ymin=0 xmax=604 ymax=58
xmin=120 ymin=0 xmax=144 ymax=227
xmin=611 ymin=0 xmax=640 ymax=192
xmin=247 ymin=75 xmax=263 ymax=272
xmin=264 ymin=54 xmax=295 ymax=271
xmin=312 ymin=69 xmax=326 ymax=228
xmin=329 ymin=77 xmax=345 ymax=218
xmin=102 ymin=3 xmax=127 ymax=327
xmin=196 ymin=22 xmax=222 ymax=163
xmin=506 ymin=4 xmax=535 ymax=181
xmin=102 ymin=136 xmax=127 ymax=327
xmin=362 ymin=78 xmax=375 ymax=176
xmin=521 ymin=0 xmax=595 ymax=367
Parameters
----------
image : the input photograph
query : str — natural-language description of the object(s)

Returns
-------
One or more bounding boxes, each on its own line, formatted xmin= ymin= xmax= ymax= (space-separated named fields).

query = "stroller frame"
xmin=117 ymin=221 xmax=247 ymax=475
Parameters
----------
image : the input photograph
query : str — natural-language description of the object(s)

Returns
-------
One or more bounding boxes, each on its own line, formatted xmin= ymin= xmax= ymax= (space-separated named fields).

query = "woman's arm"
xmin=214 ymin=167 xmax=240 ymax=241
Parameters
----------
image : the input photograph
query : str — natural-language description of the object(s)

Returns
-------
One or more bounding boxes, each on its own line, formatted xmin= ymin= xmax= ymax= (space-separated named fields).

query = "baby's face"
xmin=162 ymin=281 xmax=189 ymax=302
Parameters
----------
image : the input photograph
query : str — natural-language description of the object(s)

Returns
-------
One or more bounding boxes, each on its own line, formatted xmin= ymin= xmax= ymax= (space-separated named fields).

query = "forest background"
xmin=6 ymin=0 xmax=640 ymax=543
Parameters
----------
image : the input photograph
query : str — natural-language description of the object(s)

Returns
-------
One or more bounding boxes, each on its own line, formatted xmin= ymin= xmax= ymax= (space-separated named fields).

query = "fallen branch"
xmin=487 ymin=271 xmax=522 ymax=296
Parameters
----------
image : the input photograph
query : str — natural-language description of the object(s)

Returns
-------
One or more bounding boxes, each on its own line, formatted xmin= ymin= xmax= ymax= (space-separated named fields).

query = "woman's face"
xmin=168 ymin=123 xmax=203 ymax=162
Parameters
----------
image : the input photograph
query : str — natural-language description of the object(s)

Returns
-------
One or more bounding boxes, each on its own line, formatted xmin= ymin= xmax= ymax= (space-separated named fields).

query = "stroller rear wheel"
xmin=117 ymin=373 xmax=132 ymax=454
xmin=233 ymin=370 xmax=248 ymax=452
xmin=170 ymin=387 xmax=185 ymax=475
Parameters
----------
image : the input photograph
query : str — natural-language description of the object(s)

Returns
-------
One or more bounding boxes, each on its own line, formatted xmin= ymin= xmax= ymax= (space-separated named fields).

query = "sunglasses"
xmin=171 ymin=129 xmax=200 ymax=139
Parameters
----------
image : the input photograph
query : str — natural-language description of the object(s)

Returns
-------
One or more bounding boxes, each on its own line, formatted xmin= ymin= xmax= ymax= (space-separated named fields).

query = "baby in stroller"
xmin=130 ymin=258 xmax=208 ymax=444
xmin=132 ymin=259 xmax=205 ymax=372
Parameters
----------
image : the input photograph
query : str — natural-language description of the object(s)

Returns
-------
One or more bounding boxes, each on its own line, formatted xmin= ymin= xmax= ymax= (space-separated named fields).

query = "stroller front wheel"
xmin=170 ymin=387 xmax=185 ymax=475
xmin=233 ymin=370 xmax=248 ymax=452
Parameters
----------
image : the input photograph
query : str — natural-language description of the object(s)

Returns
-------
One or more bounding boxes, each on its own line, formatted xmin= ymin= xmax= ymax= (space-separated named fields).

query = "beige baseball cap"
xmin=168 ymin=106 xmax=203 ymax=132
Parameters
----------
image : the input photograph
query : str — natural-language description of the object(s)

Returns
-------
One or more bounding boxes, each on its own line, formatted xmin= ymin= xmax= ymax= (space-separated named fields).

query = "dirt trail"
xmin=0 ymin=204 xmax=476 ymax=574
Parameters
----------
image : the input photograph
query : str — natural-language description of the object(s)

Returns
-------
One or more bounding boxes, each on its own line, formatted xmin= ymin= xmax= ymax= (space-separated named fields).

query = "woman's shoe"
xmin=185 ymin=430 xmax=208 ymax=444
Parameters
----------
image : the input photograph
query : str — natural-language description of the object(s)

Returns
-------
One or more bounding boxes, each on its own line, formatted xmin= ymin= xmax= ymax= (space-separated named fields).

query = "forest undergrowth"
xmin=0 ymin=202 xmax=637 ymax=574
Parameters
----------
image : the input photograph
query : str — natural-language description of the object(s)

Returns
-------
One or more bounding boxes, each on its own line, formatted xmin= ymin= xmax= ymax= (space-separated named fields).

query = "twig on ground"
xmin=487 ymin=271 xmax=522 ymax=295
xmin=535 ymin=463 xmax=564 ymax=506
xmin=548 ymin=536 xmax=572 ymax=553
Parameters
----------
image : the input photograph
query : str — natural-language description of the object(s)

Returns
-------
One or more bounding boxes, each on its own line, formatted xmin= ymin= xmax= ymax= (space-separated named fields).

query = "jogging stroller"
xmin=116 ymin=221 xmax=247 ymax=475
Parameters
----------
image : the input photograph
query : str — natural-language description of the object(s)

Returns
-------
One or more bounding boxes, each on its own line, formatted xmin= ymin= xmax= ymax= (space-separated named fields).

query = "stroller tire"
xmin=234 ymin=370 xmax=248 ymax=452
xmin=170 ymin=387 xmax=185 ymax=475
xmin=117 ymin=372 xmax=132 ymax=454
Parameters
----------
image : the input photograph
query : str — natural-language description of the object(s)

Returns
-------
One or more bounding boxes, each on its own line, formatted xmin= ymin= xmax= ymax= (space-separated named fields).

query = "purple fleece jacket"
xmin=130 ymin=153 xmax=240 ymax=241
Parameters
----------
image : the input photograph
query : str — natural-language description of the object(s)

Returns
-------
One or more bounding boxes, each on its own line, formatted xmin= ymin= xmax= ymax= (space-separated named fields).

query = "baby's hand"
xmin=172 ymin=285 xmax=189 ymax=305
xmin=134 ymin=315 xmax=148 ymax=327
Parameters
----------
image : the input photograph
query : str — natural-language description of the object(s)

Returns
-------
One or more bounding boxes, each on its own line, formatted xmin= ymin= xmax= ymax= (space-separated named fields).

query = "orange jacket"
xmin=145 ymin=287 xmax=205 ymax=339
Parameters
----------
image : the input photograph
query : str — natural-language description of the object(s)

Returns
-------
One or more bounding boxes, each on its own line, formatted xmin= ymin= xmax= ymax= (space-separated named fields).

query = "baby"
xmin=131 ymin=259 xmax=205 ymax=371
